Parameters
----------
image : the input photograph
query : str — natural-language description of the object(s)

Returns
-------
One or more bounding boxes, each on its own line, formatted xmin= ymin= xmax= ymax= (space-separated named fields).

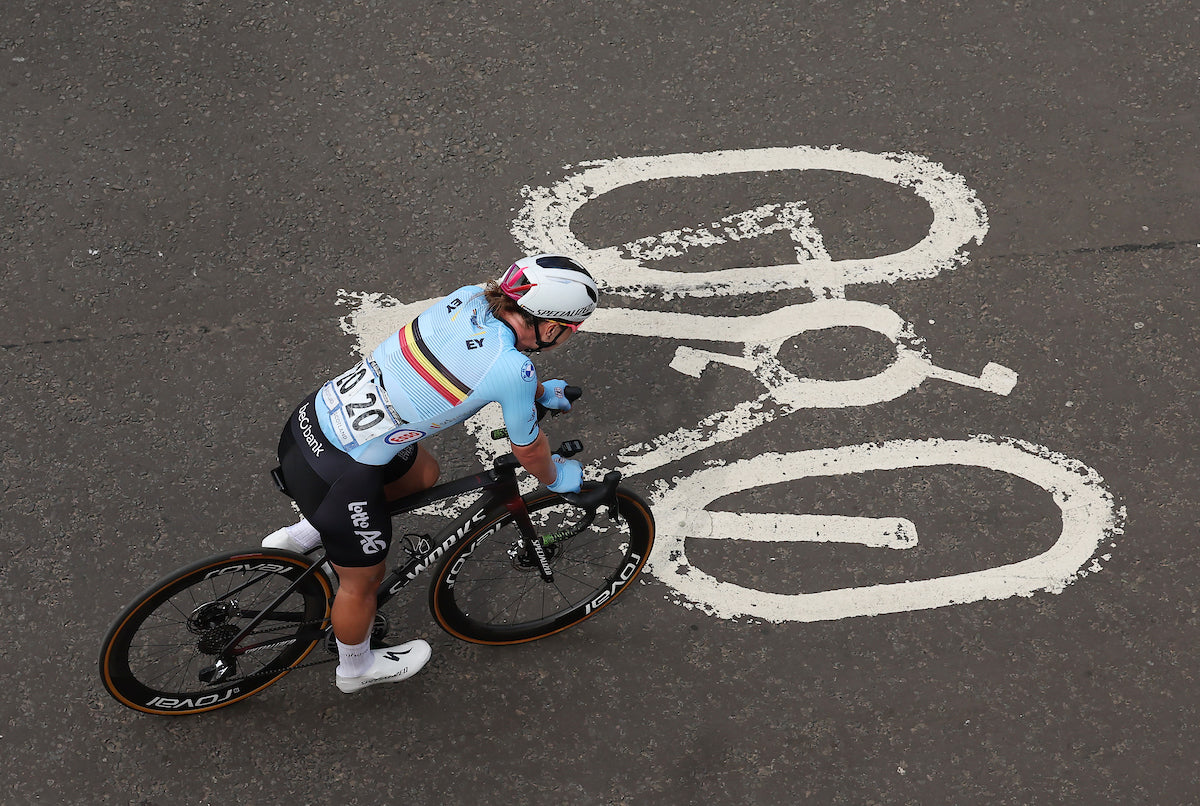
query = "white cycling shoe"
xmin=336 ymin=640 xmax=433 ymax=694
xmin=261 ymin=527 xmax=335 ymax=579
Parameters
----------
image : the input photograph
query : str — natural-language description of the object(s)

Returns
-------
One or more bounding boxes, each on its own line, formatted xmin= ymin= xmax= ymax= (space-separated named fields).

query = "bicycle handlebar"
xmin=557 ymin=470 xmax=622 ymax=517
xmin=485 ymin=386 xmax=622 ymax=514
xmin=535 ymin=384 xmax=582 ymax=422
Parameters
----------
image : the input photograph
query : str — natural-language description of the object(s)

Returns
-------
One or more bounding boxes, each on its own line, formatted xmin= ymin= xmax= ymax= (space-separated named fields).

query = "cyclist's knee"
xmin=333 ymin=562 xmax=385 ymax=597
xmin=415 ymin=447 xmax=440 ymax=488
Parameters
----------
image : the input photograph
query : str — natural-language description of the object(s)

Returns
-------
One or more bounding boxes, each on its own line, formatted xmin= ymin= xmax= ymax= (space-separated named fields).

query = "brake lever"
xmin=558 ymin=471 xmax=622 ymax=520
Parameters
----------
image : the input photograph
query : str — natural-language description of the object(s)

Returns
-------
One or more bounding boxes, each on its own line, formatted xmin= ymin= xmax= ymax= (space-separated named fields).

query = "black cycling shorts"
xmin=277 ymin=391 xmax=418 ymax=567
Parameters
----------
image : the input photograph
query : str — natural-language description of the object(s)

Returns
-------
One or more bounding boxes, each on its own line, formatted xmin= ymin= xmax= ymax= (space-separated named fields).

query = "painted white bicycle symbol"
xmin=340 ymin=146 xmax=1125 ymax=623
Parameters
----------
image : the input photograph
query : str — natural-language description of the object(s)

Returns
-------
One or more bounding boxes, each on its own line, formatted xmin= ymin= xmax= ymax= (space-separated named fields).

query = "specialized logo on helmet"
xmin=537 ymin=305 xmax=596 ymax=319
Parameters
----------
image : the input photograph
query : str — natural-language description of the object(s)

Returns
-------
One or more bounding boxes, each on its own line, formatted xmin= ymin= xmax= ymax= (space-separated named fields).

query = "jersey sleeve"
xmin=477 ymin=352 xmax=541 ymax=446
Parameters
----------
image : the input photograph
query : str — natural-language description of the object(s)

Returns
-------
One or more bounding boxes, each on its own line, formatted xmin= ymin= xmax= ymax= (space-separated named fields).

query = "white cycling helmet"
xmin=498 ymin=254 xmax=599 ymax=324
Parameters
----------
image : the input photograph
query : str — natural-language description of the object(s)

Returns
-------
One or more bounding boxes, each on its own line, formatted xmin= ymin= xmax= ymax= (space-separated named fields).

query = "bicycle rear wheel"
xmin=99 ymin=550 xmax=333 ymax=715
xmin=430 ymin=486 xmax=655 ymax=644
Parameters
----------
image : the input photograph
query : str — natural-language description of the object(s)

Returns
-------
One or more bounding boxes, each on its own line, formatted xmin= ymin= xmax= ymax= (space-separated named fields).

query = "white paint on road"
xmin=336 ymin=145 xmax=1121 ymax=624
xmin=650 ymin=437 xmax=1125 ymax=622
xmin=511 ymin=146 xmax=989 ymax=299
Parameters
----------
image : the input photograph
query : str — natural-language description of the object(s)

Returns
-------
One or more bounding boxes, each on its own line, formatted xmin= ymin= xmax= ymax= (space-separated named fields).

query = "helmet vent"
xmin=536 ymin=255 xmax=589 ymax=274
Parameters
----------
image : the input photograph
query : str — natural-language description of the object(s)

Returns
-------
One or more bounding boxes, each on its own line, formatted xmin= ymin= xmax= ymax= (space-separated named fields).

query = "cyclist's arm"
xmin=510 ymin=431 xmax=557 ymax=487
xmin=481 ymin=351 xmax=564 ymax=487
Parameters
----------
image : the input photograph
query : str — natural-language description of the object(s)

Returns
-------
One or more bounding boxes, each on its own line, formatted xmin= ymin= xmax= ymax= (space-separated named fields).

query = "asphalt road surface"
xmin=3 ymin=1 xmax=1198 ymax=804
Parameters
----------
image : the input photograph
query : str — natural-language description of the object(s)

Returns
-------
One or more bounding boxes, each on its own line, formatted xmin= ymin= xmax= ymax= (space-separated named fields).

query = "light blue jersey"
xmin=314 ymin=286 xmax=540 ymax=465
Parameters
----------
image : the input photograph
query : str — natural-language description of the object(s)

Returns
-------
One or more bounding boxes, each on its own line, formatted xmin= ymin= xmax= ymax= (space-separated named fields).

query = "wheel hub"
xmin=187 ymin=600 xmax=238 ymax=633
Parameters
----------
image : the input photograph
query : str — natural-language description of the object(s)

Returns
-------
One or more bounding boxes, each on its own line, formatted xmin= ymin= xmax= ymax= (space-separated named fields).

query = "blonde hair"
xmin=484 ymin=280 xmax=540 ymax=326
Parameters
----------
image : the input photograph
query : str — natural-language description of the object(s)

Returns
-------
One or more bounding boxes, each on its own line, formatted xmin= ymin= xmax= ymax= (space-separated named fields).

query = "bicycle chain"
xmin=227 ymin=609 xmax=394 ymax=681
xmin=225 ymin=617 xmax=337 ymax=682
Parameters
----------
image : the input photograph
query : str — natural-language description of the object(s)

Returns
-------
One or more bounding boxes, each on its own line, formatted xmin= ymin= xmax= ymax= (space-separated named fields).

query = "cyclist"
xmin=264 ymin=255 xmax=599 ymax=693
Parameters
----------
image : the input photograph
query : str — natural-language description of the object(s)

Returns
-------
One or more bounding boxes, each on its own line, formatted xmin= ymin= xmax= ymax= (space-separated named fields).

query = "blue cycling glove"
xmin=547 ymin=454 xmax=583 ymax=493
xmin=537 ymin=379 xmax=572 ymax=412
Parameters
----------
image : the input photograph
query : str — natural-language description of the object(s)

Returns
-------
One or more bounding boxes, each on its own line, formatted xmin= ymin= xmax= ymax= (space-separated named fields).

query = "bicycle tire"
xmin=99 ymin=550 xmax=333 ymax=715
xmin=429 ymin=486 xmax=655 ymax=644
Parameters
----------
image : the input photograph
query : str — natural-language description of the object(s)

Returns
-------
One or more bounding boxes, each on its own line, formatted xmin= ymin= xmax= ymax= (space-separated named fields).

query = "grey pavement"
xmin=2 ymin=2 xmax=1197 ymax=804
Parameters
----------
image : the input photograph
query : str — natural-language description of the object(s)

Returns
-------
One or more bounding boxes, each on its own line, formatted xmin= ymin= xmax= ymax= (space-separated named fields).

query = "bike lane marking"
xmin=511 ymin=145 xmax=989 ymax=299
xmin=650 ymin=438 xmax=1124 ymax=623
xmin=674 ymin=510 xmax=918 ymax=551
xmin=623 ymin=201 xmax=831 ymax=265
xmin=583 ymin=301 xmax=1018 ymax=478
xmin=337 ymin=145 xmax=1121 ymax=622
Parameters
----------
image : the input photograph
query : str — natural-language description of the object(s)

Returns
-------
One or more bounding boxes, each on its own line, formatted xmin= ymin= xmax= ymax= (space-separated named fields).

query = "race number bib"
xmin=320 ymin=360 xmax=402 ymax=450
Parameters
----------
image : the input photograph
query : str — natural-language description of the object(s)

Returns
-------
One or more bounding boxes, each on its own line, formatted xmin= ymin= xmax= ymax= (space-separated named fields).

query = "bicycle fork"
xmin=505 ymin=495 xmax=555 ymax=582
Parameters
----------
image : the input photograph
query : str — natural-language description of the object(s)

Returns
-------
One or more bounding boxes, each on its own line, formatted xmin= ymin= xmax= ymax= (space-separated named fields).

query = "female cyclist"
xmin=265 ymin=255 xmax=599 ymax=693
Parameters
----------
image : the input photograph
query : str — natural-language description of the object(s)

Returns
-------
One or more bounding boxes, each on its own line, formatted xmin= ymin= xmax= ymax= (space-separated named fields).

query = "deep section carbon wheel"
xmin=430 ymin=486 xmax=655 ymax=644
xmin=99 ymin=550 xmax=332 ymax=715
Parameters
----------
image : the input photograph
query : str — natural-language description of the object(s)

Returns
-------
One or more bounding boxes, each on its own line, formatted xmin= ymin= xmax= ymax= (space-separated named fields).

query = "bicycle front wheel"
xmin=99 ymin=550 xmax=333 ymax=715
xmin=430 ymin=486 xmax=655 ymax=644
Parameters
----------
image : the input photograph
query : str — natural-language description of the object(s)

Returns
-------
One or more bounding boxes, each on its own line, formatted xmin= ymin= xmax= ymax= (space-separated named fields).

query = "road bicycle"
xmin=99 ymin=388 xmax=655 ymax=715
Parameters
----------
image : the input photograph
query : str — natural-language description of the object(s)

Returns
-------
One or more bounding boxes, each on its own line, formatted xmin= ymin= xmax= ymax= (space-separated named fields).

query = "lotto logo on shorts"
xmin=357 ymin=530 xmax=386 ymax=554
xmin=348 ymin=501 xmax=386 ymax=553
xmin=348 ymin=501 xmax=371 ymax=529
xmin=384 ymin=428 xmax=425 ymax=445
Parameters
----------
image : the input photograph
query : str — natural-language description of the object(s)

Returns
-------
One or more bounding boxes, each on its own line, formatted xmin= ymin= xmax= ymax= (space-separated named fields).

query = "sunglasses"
xmin=545 ymin=319 xmax=581 ymax=334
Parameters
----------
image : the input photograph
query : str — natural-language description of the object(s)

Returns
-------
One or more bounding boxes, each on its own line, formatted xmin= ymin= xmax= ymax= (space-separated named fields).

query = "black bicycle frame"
xmin=216 ymin=454 xmax=543 ymax=661
xmin=375 ymin=454 xmax=552 ymax=606
xmin=212 ymin=388 xmax=597 ymax=677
